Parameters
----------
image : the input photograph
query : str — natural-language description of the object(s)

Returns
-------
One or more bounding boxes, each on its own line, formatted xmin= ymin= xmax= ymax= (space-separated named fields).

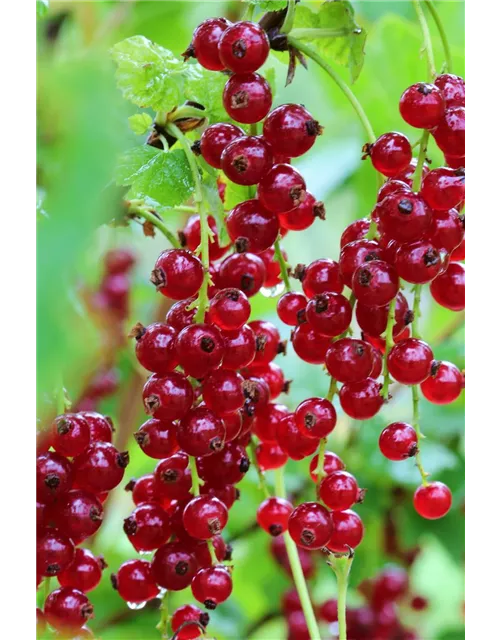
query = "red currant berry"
xmin=155 ymin=453 xmax=192 ymax=500
xmin=450 ymin=238 xmax=465 ymax=261
xmin=200 ymin=484 xmax=239 ymax=511
xmin=325 ymin=338 xmax=375 ymax=383
xmin=73 ymin=442 xmax=128 ymax=493
xmin=257 ymin=497 xmax=293 ymax=536
xmin=367 ymin=132 xmax=412 ymax=177
xmin=263 ymin=104 xmax=322 ymax=158
xmin=395 ymin=240 xmax=442 ymax=284
xmin=37 ymin=452 xmax=73 ymax=503
xmin=247 ymin=362 xmax=286 ymax=400
xmin=54 ymin=490 xmax=103 ymax=543
xmin=291 ymin=322 xmax=332 ymax=364
xmin=288 ymin=502 xmax=333 ymax=549
xmin=256 ymin=441 xmax=288 ymax=470
xmin=430 ymin=262 xmax=465 ymax=311
xmin=282 ymin=589 xmax=302 ymax=615
xmin=220 ymin=325 xmax=257 ymax=369
xmin=143 ymin=372 xmax=194 ymax=421
xmin=276 ymin=414 xmax=319 ymax=460
xmin=295 ymin=258 xmax=343 ymax=296
xmin=305 ymin=293 xmax=352 ymax=337
xmin=44 ymin=587 xmax=93 ymax=632
xmin=104 ymin=248 xmax=135 ymax=274
xmin=309 ymin=451 xmax=345 ymax=482
xmin=151 ymin=249 xmax=203 ymax=300
xmin=278 ymin=191 xmax=325 ymax=231
xmin=127 ymin=475 xmax=159 ymax=507
xmin=393 ymin=158 xmax=430 ymax=186
xmin=132 ymin=322 xmax=178 ymax=374
xmin=112 ymin=559 xmax=159 ymax=603
xmin=58 ymin=548 xmax=105 ymax=593
xmin=257 ymin=164 xmax=306 ymax=214
xmin=50 ymin=414 xmax=90 ymax=458
xmin=165 ymin=298 xmax=197 ymax=332
xmin=387 ymin=338 xmax=433 ymax=385
xmin=434 ymin=74 xmax=465 ymax=108
xmin=226 ymin=198 xmax=279 ymax=252
xmin=37 ymin=530 xmax=75 ymax=577
xmin=259 ymin=246 xmax=285 ymax=288
xmin=252 ymin=402 xmax=288 ymax=442
xmin=376 ymin=180 xmax=412 ymax=204
xmin=318 ymin=599 xmax=338 ymax=623
xmin=420 ymin=360 xmax=463 ymax=404
xmin=221 ymin=136 xmax=273 ymax=186
xmin=339 ymin=378 xmax=383 ymax=420
xmin=248 ymin=319 xmax=283 ymax=366
xmin=79 ymin=411 xmax=113 ymax=443
xmin=327 ymin=509 xmax=364 ymax=552
xmin=295 ymin=397 xmax=337 ymax=439
xmin=218 ymin=252 xmax=266 ymax=297
xmin=177 ymin=407 xmax=225 ymax=457
xmin=223 ymin=72 xmax=272 ymax=124
xmin=202 ymin=369 xmax=245 ymax=416
xmin=176 ymin=324 xmax=225 ymax=378
xmin=189 ymin=18 xmax=232 ymax=71
xmin=352 ymin=261 xmax=400 ymax=307
xmin=152 ymin=542 xmax=198 ymax=590
xmin=378 ymin=192 xmax=432 ymax=242
xmin=399 ymin=83 xmax=445 ymax=129
xmin=421 ymin=167 xmax=465 ymax=211
xmin=218 ymin=21 xmax=269 ymax=73
xmin=242 ymin=375 xmax=271 ymax=416
xmin=200 ymin=122 xmax=244 ymax=168
xmin=339 ymin=239 xmax=385 ymax=287
xmin=432 ymin=107 xmax=465 ymax=157
xmin=371 ymin=566 xmax=409 ymax=605
xmin=319 ymin=471 xmax=359 ymax=511
xmin=340 ymin=218 xmax=371 ymax=247
xmin=172 ymin=604 xmax=210 ymax=640
xmin=370 ymin=348 xmax=383 ymax=378
xmin=134 ymin=418 xmax=178 ymax=460
xmin=413 ymin=481 xmax=452 ymax=519
xmin=379 ymin=422 xmax=418 ymax=461
xmin=427 ymin=208 xmax=464 ymax=253
xmin=124 ymin=503 xmax=171 ymax=552
xmin=277 ymin=292 xmax=307 ymax=326
xmin=198 ymin=442 xmax=250 ymax=487
xmin=180 ymin=213 xmax=230 ymax=260
xmin=192 ymin=566 xmax=233 ymax=609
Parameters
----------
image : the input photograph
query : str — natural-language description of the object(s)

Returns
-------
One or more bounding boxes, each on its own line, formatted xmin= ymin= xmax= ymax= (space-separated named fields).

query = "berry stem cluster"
xmin=127 ymin=199 xmax=181 ymax=248
xmin=423 ymin=0 xmax=453 ymax=72
xmin=327 ymin=552 xmax=354 ymax=640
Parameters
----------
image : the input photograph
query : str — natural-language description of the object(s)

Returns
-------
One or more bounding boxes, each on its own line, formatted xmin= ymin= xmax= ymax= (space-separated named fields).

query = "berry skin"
xmin=51 ymin=414 xmax=90 ymax=458
xmin=291 ymin=322 xmax=332 ymax=365
xmin=151 ymin=249 xmax=204 ymax=300
xmin=259 ymin=246 xmax=286 ymax=287
xmin=165 ymin=298 xmax=197 ymax=332
xmin=58 ymin=548 xmax=105 ymax=593
xmin=421 ymin=167 xmax=465 ymax=211
xmin=370 ymin=348 xmax=383 ymax=378
xmin=242 ymin=375 xmax=271 ymax=416
xmin=248 ymin=319 xmax=283 ymax=366
xmin=395 ymin=240 xmax=442 ymax=284
xmin=199 ymin=124 xmax=244 ymax=169
xmin=181 ymin=214 xmax=229 ymax=261
xmin=218 ymin=252 xmax=266 ymax=297
xmin=104 ymin=248 xmax=135 ymax=274
xmin=295 ymin=397 xmax=337 ymax=439
xmin=248 ymin=362 xmax=286 ymax=400
xmin=220 ymin=325 xmax=256 ymax=370
xmin=377 ymin=192 xmax=432 ymax=242
xmin=435 ymin=74 xmax=465 ymax=108
xmin=276 ymin=414 xmax=319 ymax=461
xmin=367 ymin=132 xmax=412 ymax=177
xmin=197 ymin=442 xmax=250 ymax=487
xmin=177 ymin=407 xmax=225 ymax=457
xmin=256 ymin=441 xmax=288 ymax=470
xmin=189 ymin=18 xmax=232 ymax=71
xmin=393 ymin=158 xmax=430 ymax=185
xmin=252 ymin=402 xmax=289 ymax=442
xmin=191 ymin=566 xmax=233 ymax=609
xmin=432 ymin=107 xmax=465 ymax=157
xmin=327 ymin=510 xmax=364 ymax=552
xmin=379 ymin=422 xmax=418 ymax=461
xmin=171 ymin=604 xmax=210 ymax=640
xmin=132 ymin=322 xmax=178 ymax=374
xmin=376 ymin=180 xmax=412 ymax=204
xmin=430 ymin=262 xmax=465 ymax=311
xmin=73 ymin=442 xmax=129 ymax=493
xmin=176 ymin=323 xmax=225 ymax=379
xmin=340 ymin=218 xmax=371 ymax=247
xmin=152 ymin=542 xmax=198 ymax=590
xmin=44 ymin=587 xmax=93 ymax=632
xmin=371 ymin=566 xmax=409 ymax=605
xmin=37 ymin=452 xmax=73 ymax=503
xmin=420 ymin=360 xmax=463 ymax=404
xmin=221 ymin=136 xmax=273 ymax=186
xmin=128 ymin=474 xmax=160 ymax=506
xmin=427 ymin=208 xmax=464 ymax=253
xmin=112 ymin=559 xmax=159 ymax=603
xmin=226 ymin=199 xmax=279 ymax=252
xmin=339 ymin=378 xmax=384 ymax=420
xmin=288 ymin=502 xmax=333 ymax=549
xmin=143 ymin=372 xmax=194 ymax=421
xmin=413 ymin=482 xmax=452 ymax=519
xmin=309 ymin=451 xmax=345 ymax=482
xmin=257 ymin=164 xmax=307 ymax=214
xmin=134 ymin=418 xmax=178 ymax=459
xmin=124 ymin=503 xmax=171 ymax=552
xmin=256 ymin=497 xmax=293 ymax=536
xmin=339 ymin=239 xmax=385 ymax=288
xmin=54 ymin=490 xmax=103 ymax=543
xmin=218 ymin=21 xmax=269 ymax=73
xmin=450 ymin=238 xmax=465 ymax=261
xmin=155 ymin=453 xmax=192 ymax=500
xmin=263 ymin=104 xmax=322 ymax=158
xmin=325 ymin=338 xmax=375 ymax=383
xmin=356 ymin=294 xmax=411 ymax=341
xmin=223 ymin=72 xmax=272 ymax=124
xmin=80 ymin=411 xmax=114 ymax=443
xmin=296 ymin=258 xmax=343 ymax=296
xmin=305 ymin=293 xmax=352 ymax=337
xmin=37 ymin=531 xmax=75 ymax=577
xmin=399 ymin=83 xmax=445 ymax=129
xmin=352 ymin=261 xmax=400 ymax=307
xmin=319 ymin=471 xmax=359 ymax=511
xmin=203 ymin=370 xmax=245 ymax=417
xmin=277 ymin=292 xmax=307 ymax=326
xmin=278 ymin=191 xmax=325 ymax=231
xmin=387 ymin=338 xmax=434 ymax=385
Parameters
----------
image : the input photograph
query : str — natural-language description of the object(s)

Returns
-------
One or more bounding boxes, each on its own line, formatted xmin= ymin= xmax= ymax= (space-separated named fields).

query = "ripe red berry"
xmin=58 ymin=548 xmax=105 ymax=593
xmin=199 ymin=124 xmax=244 ymax=169
xmin=421 ymin=167 xmax=465 ymax=211
xmin=340 ymin=218 xmax=371 ymax=247
xmin=295 ymin=397 xmax=337 ymax=439
xmin=450 ymin=238 xmax=465 ymax=261
xmin=177 ymin=407 xmax=225 ymax=457
xmin=44 ymin=587 xmax=93 ymax=632
xmin=73 ymin=442 xmax=128 ymax=493
xmin=134 ymin=418 xmax=178 ymax=459
xmin=104 ymin=248 xmax=135 ymax=274
xmin=176 ymin=323 xmax=225 ymax=378
xmin=151 ymin=249 xmax=204 ymax=300
xmin=367 ymin=132 xmax=412 ymax=177
xmin=377 ymin=192 xmax=431 ymax=242
xmin=248 ymin=319 xmax=283 ymax=366
xmin=127 ymin=474 xmax=160 ymax=506
xmin=218 ymin=21 xmax=269 ymax=73
xmin=319 ymin=471 xmax=359 ymax=511
xmin=379 ymin=422 xmax=418 ymax=461
xmin=252 ymin=403 xmax=288 ymax=442
xmin=263 ymin=104 xmax=322 ymax=158
xmin=327 ymin=510 xmax=364 ymax=552
xmin=226 ymin=198 xmax=279 ymax=252
xmin=376 ymin=180 xmax=412 ymax=204
xmin=395 ymin=240 xmax=442 ymax=284
xmin=221 ymin=136 xmax=273 ymax=186
xmin=37 ymin=452 xmax=73 ymax=503
xmin=339 ymin=239 xmax=385 ymax=287
xmin=413 ymin=481 xmax=452 ymax=519
xmin=278 ymin=191 xmax=325 ymax=231
xmin=352 ymin=260 xmax=400 ymax=307
xmin=54 ymin=490 xmax=104 ymax=543
xmin=427 ymin=208 xmax=464 ymax=254
xmin=296 ymin=258 xmax=343 ymax=296
xmin=371 ymin=566 xmax=409 ymax=605
xmin=430 ymin=262 xmax=465 ymax=311
xmin=257 ymin=164 xmax=306 ymax=214
xmin=198 ymin=442 xmax=250 ymax=487
xmin=393 ymin=158 xmax=430 ymax=185
xmin=399 ymin=83 xmax=445 ymax=129
xmin=50 ymin=414 xmax=90 ymax=458
xmin=223 ymin=72 xmax=272 ymax=124
xmin=203 ymin=371 xmax=245 ymax=417
xmin=288 ymin=502 xmax=333 ymax=549
xmin=309 ymin=451 xmax=345 ymax=482
xmin=291 ymin=322 xmax=332 ymax=364
xmin=387 ymin=339 xmax=433 ymax=385
xmin=218 ymin=252 xmax=266 ymax=297
xmin=181 ymin=214 xmax=229 ymax=261
xmin=152 ymin=542 xmax=198 ymax=591
xmin=256 ymin=441 xmax=288 ymax=470
xmin=220 ymin=325 xmax=257 ymax=370
xmin=325 ymin=338 xmax=375 ymax=383
xmin=259 ymin=246 xmax=286 ymax=288
xmin=305 ymin=292 xmax=352 ymax=337
xmin=420 ymin=360 xmax=463 ymax=404
xmin=37 ymin=530 xmax=75 ymax=577
xmin=242 ymin=375 xmax=270 ymax=416
xmin=257 ymin=497 xmax=293 ymax=536
xmin=192 ymin=566 xmax=233 ymax=609
xmin=132 ymin=322 xmax=178 ymax=374
xmin=143 ymin=372 xmax=194 ymax=421
xmin=155 ymin=453 xmax=192 ymax=500
xmin=434 ymin=74 xmax=465 ymax=108
xmin=276 ymin=414 xmax=319 ymax=461
xmin=432 ymin=107 xmax=465 ymax=157
xmin=248 ymin=362 xmax=286 ymax=400
xmin=172 ymin=604 xmax=210 ymax=640
xmin=277 ymin=292 xmax=307 ymax=326
xmin=282 ymin=589 xmax=303 ymax=615
xmin=339 ymin=378 xmax=383 ymax=420
xmin=112 ymin=559 xmax=159 ymax=603
xmin=80 ymin=411 xmax=114 ymax=443
xmin=190 ymin=18 xmax=232 ymax=71
xmin=124 ymin=503 xmax=171 ymax=552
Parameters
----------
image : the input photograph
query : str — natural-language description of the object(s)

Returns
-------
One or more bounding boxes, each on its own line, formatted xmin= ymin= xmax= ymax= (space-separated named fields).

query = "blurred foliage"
xmin=37 ymin=1 xmax=464 ymax=639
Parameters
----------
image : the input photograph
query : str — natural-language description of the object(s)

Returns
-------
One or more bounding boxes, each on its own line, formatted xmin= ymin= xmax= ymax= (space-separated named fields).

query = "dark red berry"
xmin=278 ymin=191 xmax=324 ymax=231
xmin=151 ymin=249 xmax=204 ymax=300
xmin=155 ymin=453 xmax=192 ymax=500
xmin=450 ymin=238 xmax=465 ymax=261
xmin=257 ymin=164 xmax=306 ymax=214
xmin=414 ymin=482 xmax=452 ymax=519
xmin=104 ymin=248 xmax=135 ymax=274
xmin=263 ymin=104 xmax=322 ymax=158
xmin=339 ymin=378 xmax=383 ymax=420
xmin=339 ymin=239 xmax=385 ymax=287
xmin=165 ymin=298 xmax=197 ymax=331
xmin=296 ymin=258 xmax=343 ymax=296
xmin=379 ymin=422 xmax=418 ymax=461
xmin=309 ymin=451 xmax=345 ymax=482
xmin=218 ymin=21 xmax=269 ymax=73
xmin=112 ymin=559 xmax=159 ymax=603
xmin=367 ymin=132 xmax=412 ymax=177
xmin=124 ymin=503 xmax=171 ymax=552
xmin=152 ymin=542 xmax=198 ymax=591
xmin=393 ymin=158 xmax=430 ymax=186
xmin=295 ymin=397 xmax=337 ymax=439
xmin=73 ymin=442 xmax=128 ymax=493
xmin=143 ymin=372 xmax=194 ymax=421
xmin=340 ymin=218 xmax=371 ymax=247
xmin=44 ymin=587 xmax=93 ymax=632
xmin=319 ymin=471 xmax=359 ymax=511
xmin=80 ymin=411 xmax=114 ymax=443
xmin=181 ymin=214 xmax=230 ymax=260
xmin=199 ymin=123 xmax=244 ymax=169
xmin=200 ymin=484 xmax=239 ymax=511
xmin=256 ymin=441 xmax=288 ymax=470
xmin=218 ymin=252 xmax=266 ymax=297
xmin=128 ymin=474 xmax=160 ymax=506
xmin=203 ymin=370 xmax=245 ymax=416
xmin=252 ymin=402 xmax=289 ymax=442
xmin=421 ymin=167 xmax=465 ymax=211
xmin=277 ymin=292 xmax=307 ymax=326
xmin=325 ymin=338 xmax=375 ymax=383
xmin=395 ymin=240 xmax=442 ymax=284
xmin=176 ymin=323 xmax=225 ymax=378
xmin=192 ymin=566 xmax=233 ymax=609
xmin=420 ymin=360 xmax=463 ymax=404
xmin=387 ymin=339 xmax=433 ymax=385
xmin=327 ymin=510 xmax=364 ymax=552
xmin=305 ymin=293 xmax=352 ymax=337
xmin=172 ymin=604 xmax=210 ymax=640
xmin=58 ymin=548 xmax=105 ymax=593
xmin=220 ymin=325 xmax=257 ymax=370
xmin=430 ymin=262 xmax=465 ymax=311
xmin=37 ymin=452 xmax=73 ymax=503
xmin=291 ymin=322 xmax=331 ymax=364
xmin=189 ymin=18 xmax=232 ymax=71
xmin=37 ymin=530 xmax=75 ymax=577
xmin=183 ymin=496 xmax=229 ymax=540
xmin=247 ymin=362 xmax=286 ymax=400
xmin=276 ymin=415 xmax=319 ymax=461
xmin=371 ymin=566 xmax=409 ymax=605
xmin=50 ymin=414 xmax=90 ymax=458
xmin=352 ymin=261 xmax=400 ymax=307
xmin=427 ymin=207 xmax=464 ymax=253
xmin=221 ymin=135 xmax=273 ymax=186
xmin=54 ymin=490 xmax=103 ymax=543
xmin=226 ymin=198 xmax=279 ymax=252
xmin=132 ymin=322 xmax=178 ymax=374
xmin=198 ymin=442 xmax=250 ymax=487
xmin=399 ymin=83 xmax=445 ymax=128
xmin=432 ymin=107 xmax=465 ymax=157
xmin=288 ymin=502 xmax=333 ymax=549
xmin=223 ymin=72 xmax=272 ymax=124
xmin=248 ymin=319 xmax=283 ymax=366
xmin=177 ymin=407 xmax=225 ymax=457
xmin=282 ymin=589 xmax=303 ymax=615
xmin=434 ymin=73 xmax=465 ymax=108
xmin=242 ymin=375 xmax=270 ymax=416
xmin=134 ymin=418 xmax=178 ymax=459
xmin=257 ymin=497 xmax=293 ymax=536
xmin=377 ymin=192 xmax=432 ymax=242
xmin=376 ymin=180 xmax=412 ymax=204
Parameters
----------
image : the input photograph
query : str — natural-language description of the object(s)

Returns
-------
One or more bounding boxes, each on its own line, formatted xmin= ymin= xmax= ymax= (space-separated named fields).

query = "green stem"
xmin=381 ymin=297 xmax=397 ymax=400
xmin=43 ymin=577 xmax=51 ymax=602
xmin=412 ymin=129 xmax=430 ymax=192
xmin=243 ymin=1 xmax=255 ymax=22
xmin=314 ymin=437 xmax=328 ymax=483
xmin=174 ymin=205 xmax=197 ymax=214
xmin=326 ymin=377 xmax=338 ymax=402
xmin=412 ymin=0 xmax=437 ymax=79
xmin=157 ymin=590 xmax=170 ymax=639
xmin=412 ymin=385 xmax=429 ymax=486
xmin=412 ymin=285 xmax=423 ymax=340
xmin=207 ymin=538 xmax=219 ymax=565
xmin=281 ymin=0 xmax=296 ymax=35
xmin=275 ymin=468 xmax=322 ymax=640
xmin=328 ymin=553 xmax=354 ymax=640
xmin=288 ymin=27 xmax=350 ymax=39
xmin=249 ymin=436 xmax=271 ymax=498
xmin=273 ymin=240 xmax=291 ymax=292
xmin=127 ymin=200 xmax=180 ymax=248
xmin=366 ymin=217 xmax=379 ymax=240
xmin=189 ymin=456 xmax=203 ymax=496
xmin=423 ymin=0 xmax=453 ymax=73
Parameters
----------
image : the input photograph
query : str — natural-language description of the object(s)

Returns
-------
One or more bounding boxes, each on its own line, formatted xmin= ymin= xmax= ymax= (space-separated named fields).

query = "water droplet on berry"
xmin=127 ymin=601 xmax=147 ymax=610
xmin=261 ymin=282 xmax=285 ymax=298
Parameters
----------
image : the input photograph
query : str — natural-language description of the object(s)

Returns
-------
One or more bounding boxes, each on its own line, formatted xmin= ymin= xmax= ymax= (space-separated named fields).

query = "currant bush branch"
xmin=326 ymin=550 xmax=354 ymax=640
xmin=381 ymin=296 xmax=397 ymax=400
xmin=126 ymin=200 xmax=181 ymax=248
xmin=273 ymin=239 xmax=292 ymax=292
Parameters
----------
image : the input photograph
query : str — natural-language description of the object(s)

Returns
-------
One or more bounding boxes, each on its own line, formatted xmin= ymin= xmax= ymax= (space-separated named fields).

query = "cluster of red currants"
xmin=92 ymin=248 xmax=136 ymax=322
xmin=36 ymin=411 xmax=127 ymax=636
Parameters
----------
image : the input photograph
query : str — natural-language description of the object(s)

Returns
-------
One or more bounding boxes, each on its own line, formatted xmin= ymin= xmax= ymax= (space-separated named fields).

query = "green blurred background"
xmin=37 ymin=1 xmax=464 ymax=638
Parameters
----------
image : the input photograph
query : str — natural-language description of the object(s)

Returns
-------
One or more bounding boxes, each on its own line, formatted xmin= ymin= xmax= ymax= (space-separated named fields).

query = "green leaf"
xmin=128 ymin=112 xmax=153 ymax=135
xmin=249 ymin=0 xmax=287 ymax=10
xmin=183 ymin=65 xmax=232 ymax=124
xmin=219 ymin=175 xmax=253 ymax=211
xmin=37 ymin=0 xmax=48 ymax=18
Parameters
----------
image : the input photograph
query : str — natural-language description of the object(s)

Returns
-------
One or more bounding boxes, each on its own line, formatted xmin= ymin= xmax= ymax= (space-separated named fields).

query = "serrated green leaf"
xmin=183 ymin=65 xmax=232 ymax=124
xmin=249 ymin=0 xmax=287 ymax=10
xmin=115 ymin=145 xmax=160 ymax=186
xmin=128 ymin=112 xmax=153 ymax=135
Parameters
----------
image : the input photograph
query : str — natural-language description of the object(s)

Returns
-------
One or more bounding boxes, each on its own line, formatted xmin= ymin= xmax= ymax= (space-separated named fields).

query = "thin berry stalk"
xmin=412 ymin=0 xmax=437 ymax=79
xmin=423 ymin=0 xmax=453 ymax=73
xmin=314 ymin=437 xmax=328 ymax=482
xmin=207 ymin=538 xmax=219 ymax=566
xmin=249 ymin=436 xmax=271 ymax=498
xmin=327 ymin=553 xmax=354 ymax=640
xmin=412 ymin=129 xmax=430 ymax=192
xmin=281 ymin=0 xmax=296 ymax=35
xmin=326 ymin=376 xmax=338 ymax=402
xmin=157 ymin=590 xmax=170 ymax=639
xmin=189 ymin=456 xmax=203 ymax=496
xmin=127 ymin=199 xmax=181 ymax=248
xmin=273 ymin=239 xmax=292 ymax=292
xmin=412 ymin=385 xmax=429 ymax=485
xmin=381 ymin=296 xmax=397 ymax=400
